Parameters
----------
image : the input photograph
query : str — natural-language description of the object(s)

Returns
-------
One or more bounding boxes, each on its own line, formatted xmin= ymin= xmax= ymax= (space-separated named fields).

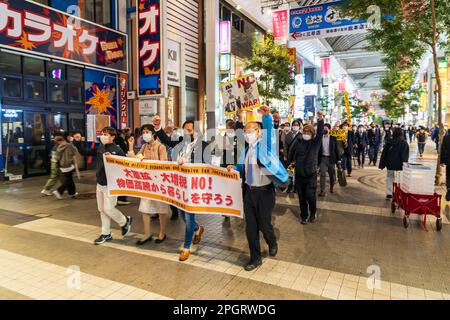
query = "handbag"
xmin=337 ymin=163 xmax=347 ymax=187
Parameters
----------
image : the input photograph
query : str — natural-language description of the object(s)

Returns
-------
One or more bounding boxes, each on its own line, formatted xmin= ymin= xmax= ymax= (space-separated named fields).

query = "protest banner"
xmin=220 ymin=73 xmax=261 ymax=116
xmin=344 ymin=91 xmax=352 ymax=130
xmin=104 ymin=155 xmax=244 ymax=218
xmin=330 ymin=129 xmax=346 ymax=141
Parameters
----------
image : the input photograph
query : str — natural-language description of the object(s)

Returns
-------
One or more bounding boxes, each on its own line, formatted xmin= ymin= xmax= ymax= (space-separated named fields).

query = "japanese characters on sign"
xmin=119 ymin=74 xmax=128 ymax=129
xmin=272 ymin=10 xmax=289 ymax=45
xmin=220 ymin=73 xmax=261 ymax=116
xmin=0 ymin=0 xmax=127 ymax=73
xmin=104 ymin=155 xmax=244 ymax=218
xmin=289 ymin=1 xmax=367 ymax=41
xmin=320 ymin=57 xmax=331 ymax=78
xmin=137 ymin=0 xmax=164 ymax=97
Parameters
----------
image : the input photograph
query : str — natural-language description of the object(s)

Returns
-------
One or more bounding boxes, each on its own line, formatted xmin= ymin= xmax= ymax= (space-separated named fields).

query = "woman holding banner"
xmin=152 ymin=116 xmax=210 ymax=262
xmin=128 ymin=125 xmax=169 ymax=245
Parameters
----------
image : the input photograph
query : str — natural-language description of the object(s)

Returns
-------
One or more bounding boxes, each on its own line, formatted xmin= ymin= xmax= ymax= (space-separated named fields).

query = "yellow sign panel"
xmin=330 ymin=129 xmax=346 ymax=141
xmin=344 ymin=91 xmax=352 ymax=130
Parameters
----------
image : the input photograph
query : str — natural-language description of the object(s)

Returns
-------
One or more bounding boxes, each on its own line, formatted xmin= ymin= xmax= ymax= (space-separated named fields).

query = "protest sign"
xmin=104 ymin=155 xmax=244 ymax=218
xmin=330 ymin=129 xmax=346 ymax=141
xmin=220 ymin=73 xmax=261 ymax=116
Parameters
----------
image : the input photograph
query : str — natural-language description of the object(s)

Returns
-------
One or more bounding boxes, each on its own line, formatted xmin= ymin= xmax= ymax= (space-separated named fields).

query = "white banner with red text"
xmin=104 ymin=155 xmax=244 ymax=218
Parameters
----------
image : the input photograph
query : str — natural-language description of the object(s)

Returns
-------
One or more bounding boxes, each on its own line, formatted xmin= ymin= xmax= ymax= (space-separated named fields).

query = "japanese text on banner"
xmin=104 ymin=155 xmax=244 ymax=218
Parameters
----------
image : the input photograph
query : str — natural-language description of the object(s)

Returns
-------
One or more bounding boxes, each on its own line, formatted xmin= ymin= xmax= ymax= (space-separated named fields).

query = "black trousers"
xmin=342 ymin=151 xmax=353 ymax=174
xmin=357 ymin=146 xmax=367 ymax=166
xmin=57 ymin=170 xmax=76 ymax=196
xmin=244 ymin=185 xmax=277 ymax=263
xmin=296 ymin=174 xmax=318 ymax=220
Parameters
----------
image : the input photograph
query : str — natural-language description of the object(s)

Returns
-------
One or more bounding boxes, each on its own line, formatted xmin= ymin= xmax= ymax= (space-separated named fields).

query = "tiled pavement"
xmin=1 ymin=142 xmax=450 ymax=300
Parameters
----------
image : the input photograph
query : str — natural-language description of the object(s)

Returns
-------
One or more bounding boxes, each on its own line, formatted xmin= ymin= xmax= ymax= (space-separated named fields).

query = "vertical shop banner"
xmin=167 ymin=39 xmax=181 ymax=87
xmin=104 ymin=155 xmax=244 ymax=218
xmin=289 ymin=1 xmax=367 ymax=41
xmin=0 ymin=0 xmax=127 ymax=73
xmin=320 ymin=57 xmax=331 ymax=78
xmin=137 ymin=0 xmax=165 ymax=97
xmin=220 ymin=74 xmax=261 ymax=116
xmin=273 ymin=10 xmax=289 ymax=45
xmin=219 ymin=20 xmax=231 ymax=54
xmin=119 ymin=74 xmax=128 ymax=129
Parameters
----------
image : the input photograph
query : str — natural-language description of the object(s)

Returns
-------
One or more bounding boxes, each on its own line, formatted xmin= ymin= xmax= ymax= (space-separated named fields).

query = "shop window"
xmin=23 ymin=57 xmax=45 ymax=77
xmin=69 ymin=84 xmax=83 ymax=103
xmin=0 ymin=52 xmax=21 ymax=74
xmin=67 ymin=66 xmax=83 ymax=82
xmin=25 ymin=80 xmax=45 ymax=100
xmin=2 ymin=77 xmax=22 ymax=98
xmin=222 ymin=6 xmax=231 ymax=21
xmin=232 ymin=14 xmax=243 ymax=33
xmin=47 ymin=62 xmax=66 ymax=80
xmin=95 ymin=0 xmax=112 ymax=27
xmin=49 ymin=83 xmax=66 ymax=103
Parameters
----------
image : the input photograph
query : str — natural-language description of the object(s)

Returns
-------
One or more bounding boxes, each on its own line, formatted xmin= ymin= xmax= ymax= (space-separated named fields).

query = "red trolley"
xmin=391 ymin=182 xmax=442 ymax=231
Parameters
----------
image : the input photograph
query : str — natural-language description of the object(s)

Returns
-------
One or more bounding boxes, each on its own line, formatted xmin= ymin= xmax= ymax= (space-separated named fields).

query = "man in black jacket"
xmin=94 ymin=127 xmax=132 ymax=245
xmin=368 ymin=123 xmax=381 ymax=166
xmin=287 ymin=112 xmax=324 ymax=225
xmin=341 ymin=122 xmax=354 ymax=177
xmin=440 ymin=129 xmax=450 ymax=201
xmin=355 ymin=125 xmax=369 ymax=168
xmin=152 ymin=115 xmax=210 ymax=262
xmin=318 ymin=123 xmax=340 ymax=197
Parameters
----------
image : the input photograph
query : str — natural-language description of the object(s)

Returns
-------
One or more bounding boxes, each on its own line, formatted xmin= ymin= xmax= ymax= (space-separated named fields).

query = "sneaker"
xmin=69 ymin=192 xmax=79 ymax=198
xmin=41 ymin=189 xmax=53 ymax=196
xmin=309 ymin=216 xmax=317 ymax=224
xmin=94 ymin=234 xmax=112 ymax=245
xmin=301 ymin=219 xmax=308 ymax=225
xmin=121 ymin=216 xmax=132 ymax=236
xmin=53 ymin=190 xmax=63 ymax=200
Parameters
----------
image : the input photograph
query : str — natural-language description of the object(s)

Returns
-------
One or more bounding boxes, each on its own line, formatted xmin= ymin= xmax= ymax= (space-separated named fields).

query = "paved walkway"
xmin=0 ymin=141 xmax=449 ymax=300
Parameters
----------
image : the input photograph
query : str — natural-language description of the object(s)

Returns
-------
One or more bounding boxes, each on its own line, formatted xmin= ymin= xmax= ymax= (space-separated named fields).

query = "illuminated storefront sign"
xmin=0 ymin=0 xmax=127 ymax=73
xmin=219 ymin=20 xmax=231 ymax=54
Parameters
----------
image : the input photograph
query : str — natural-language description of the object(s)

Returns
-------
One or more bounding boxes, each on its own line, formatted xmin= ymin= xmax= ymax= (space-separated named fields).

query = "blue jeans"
xmin=179 ymin=209 xmax=199 ymax=249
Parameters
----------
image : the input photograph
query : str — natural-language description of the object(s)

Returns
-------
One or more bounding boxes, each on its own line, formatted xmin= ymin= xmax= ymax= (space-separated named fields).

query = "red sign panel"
xmin=320 ymin=57 xmax=331 ymax=78
xmin=272 ymin=10 xmax=288 ymax=44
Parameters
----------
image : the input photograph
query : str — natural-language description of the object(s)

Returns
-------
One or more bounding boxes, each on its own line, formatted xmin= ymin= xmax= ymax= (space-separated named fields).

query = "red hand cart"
xmin=391 ymin=182 xmax=442 ymax=231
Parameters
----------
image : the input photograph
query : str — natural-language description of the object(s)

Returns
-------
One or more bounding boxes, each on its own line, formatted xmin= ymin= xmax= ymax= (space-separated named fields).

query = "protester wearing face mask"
xmin=93 ymin=127 xmax=132 ymax=245
xmin=127 ymin=124 xmax=169 ymax=245
xmin=284 ymin=120 xmax=302 ymax=163
xmin=355 ymin=125 xmax=369 ymax=168
xmin=341 ymin=122 xmax=355 ymax=177
xmin=152 ymin=115 xmax=210 ymax=262
xmin=368 ymin=123 xmax=381 ymax=166
xmin=318 ymin=123 xmax=340 ymax=197
xmin=287 ymin=112 xmax=324 ymax=225
xmin=227 ymin=106 xmax=289 ymax=271
xmin=219 ymin=119 xmax=240 ymax=168
xmin=416 ymin=126 xmax=428 ymax=158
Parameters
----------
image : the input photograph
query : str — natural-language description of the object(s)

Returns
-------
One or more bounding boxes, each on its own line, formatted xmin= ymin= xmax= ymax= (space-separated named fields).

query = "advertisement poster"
xmin=0 ymin=0 xmax=127 ymax=73
xmin=289 ymin=1 xmax=367 ymax=41
xmin=220 ymin=73 xmax=261 ymax=116
xmin=104 ymin=155 xmax=244 ymax=218
xmin=137 ymin=0 xmax=165 ymax=97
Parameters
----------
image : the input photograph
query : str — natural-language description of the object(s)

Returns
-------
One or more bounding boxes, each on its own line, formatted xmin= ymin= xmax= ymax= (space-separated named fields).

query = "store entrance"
xmin=1 ymin=108 xmax=86 ymax=178
xmin=2 ymin=109 xmax=49 ymax=177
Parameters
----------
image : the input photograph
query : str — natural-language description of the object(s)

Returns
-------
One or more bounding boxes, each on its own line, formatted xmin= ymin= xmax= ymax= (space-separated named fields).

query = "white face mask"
xmin=100 ymin=135 xmax=111 ymax=145
xmin=303 ymin=134 xmax=312 ymax=141
xmin=142 ymin=133 xmax=153 ymax=143
xmin=226 ymin=130 xmax=235 ymax=138
xmin=292 ymin=126 xmax=300 ymax=132
xmin=244 ymin=132 xmax=258 ymax=145
xmin=68 ymin=137 xmax=74 ymax=142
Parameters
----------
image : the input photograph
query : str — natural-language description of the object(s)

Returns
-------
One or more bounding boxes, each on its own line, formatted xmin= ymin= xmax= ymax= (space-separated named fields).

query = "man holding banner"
xmin=228 ymin=106 xmax=289 ymax=271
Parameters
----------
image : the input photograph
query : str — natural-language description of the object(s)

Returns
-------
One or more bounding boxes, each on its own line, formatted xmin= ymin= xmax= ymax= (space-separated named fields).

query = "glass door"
xmin=1 ymin=109 xmax=25 ymax=177
xmin=23 ymin=112 xmax=49 ymax=176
